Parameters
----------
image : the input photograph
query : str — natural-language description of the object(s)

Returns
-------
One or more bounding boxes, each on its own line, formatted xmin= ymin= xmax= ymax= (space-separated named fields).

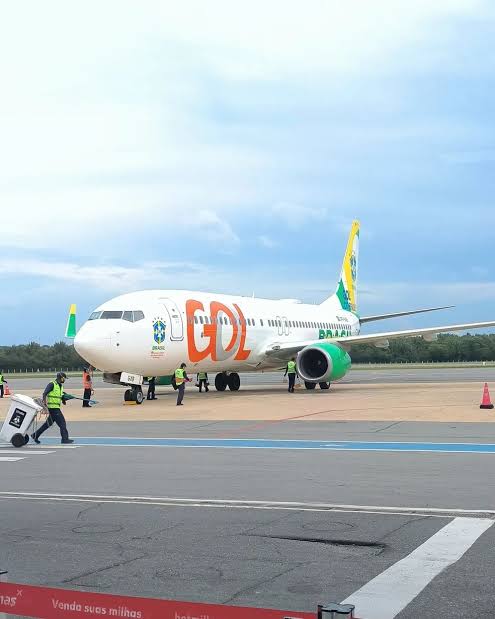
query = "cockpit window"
xmin=100 ymin=311 xmax=123 ymax=319
xmin=133 ymin=310 xmax=145 ymax=322
xmin=89 ymin=311 xmax=102 ymax=320
xmin=122 ymin=311 xmax=133 ymax=322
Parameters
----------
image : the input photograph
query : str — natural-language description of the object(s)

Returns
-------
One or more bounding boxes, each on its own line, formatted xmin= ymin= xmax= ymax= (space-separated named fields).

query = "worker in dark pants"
xmin=197 ymin=371 xmax=209 ymax=392
xmin=284 ymin=357 xmax=298 ymax=393
xmin=32 ymin=372 xmax=74 ymax=444
xmin=82 ymin=366 xmax=93 ymax=407
xmin=0 ymin=370 xmax=6 ymax=398
xmin=175 ymin=363 xmax=190 ymax=406
xmin=146 ymin=376 xmax=157 ymax=400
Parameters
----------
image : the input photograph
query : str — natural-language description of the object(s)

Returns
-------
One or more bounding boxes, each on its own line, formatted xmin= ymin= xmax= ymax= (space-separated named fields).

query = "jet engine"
xmin=296 ymin=342 xmax=351 ymax=383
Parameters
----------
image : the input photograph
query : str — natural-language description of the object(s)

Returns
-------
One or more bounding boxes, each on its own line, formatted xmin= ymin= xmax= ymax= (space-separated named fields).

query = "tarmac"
xmin=1 ymin=368 xmax=495 ymax=618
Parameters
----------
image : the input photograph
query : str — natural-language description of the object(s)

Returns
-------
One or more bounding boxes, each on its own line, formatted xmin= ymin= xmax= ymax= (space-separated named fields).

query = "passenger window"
xmin=123 ymin=311 xmax=133 ymax=322
xmin=194 ymin=316 xmax=198 ymax=324
xmin=133 ymin=311 xmax=145 ymax=322
xmin=205 ymin=316 xmax=210 ymax=324
xmin=252 ymin=319 xmax=256 ymax=326
xmin=199 ymin=316 xmax=204 ymax=324
xmin=89 ymin=311 xmax=101 ymax=320
xmin=260 ymin=319 xmax=263 ymax=326
xmin=101 ymin=311 xmax=123 ymax=319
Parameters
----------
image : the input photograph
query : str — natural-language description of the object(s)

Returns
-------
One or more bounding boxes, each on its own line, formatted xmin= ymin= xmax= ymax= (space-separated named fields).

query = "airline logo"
xmin=186 ymin=299 xmax=251 ymax=363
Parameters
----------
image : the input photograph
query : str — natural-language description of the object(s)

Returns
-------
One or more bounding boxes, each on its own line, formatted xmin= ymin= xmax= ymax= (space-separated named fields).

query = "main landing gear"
xmin=304 ymin=381 xmax=330 ymax=390
xmin=124 ymin=385 xmax=144 ymax=404
xmin=215 ymin=372 xmax=240 ymax=392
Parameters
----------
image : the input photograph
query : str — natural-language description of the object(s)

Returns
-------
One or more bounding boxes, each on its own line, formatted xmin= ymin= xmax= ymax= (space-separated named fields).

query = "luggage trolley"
xmin=0 ymin=394 xmax=46 ymax=448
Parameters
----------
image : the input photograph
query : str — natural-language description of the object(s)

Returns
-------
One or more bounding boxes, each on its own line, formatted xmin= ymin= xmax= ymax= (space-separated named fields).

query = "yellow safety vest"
xmin=46 ymin=382 xmax=64 ymax=408
xmin=287 ymin=361 xmax=296 ymax=374
xmin=198 ymin=372 xmax=207 ymax=380
xmin=175 ymin=368 xmax=185 ymax=385
xmin=0 ymin=374 xmax=4 ymax=385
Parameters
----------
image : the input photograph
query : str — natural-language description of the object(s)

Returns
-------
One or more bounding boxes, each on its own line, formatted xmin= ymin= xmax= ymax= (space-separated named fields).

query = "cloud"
xmin=257 ymin=235 xmax=279 ymax=249
xmin=271 ymin=203 xmax=328 ymax=229
xmin=189 ymin=210 xmax=240 ymax=246
xmin=0 ymin=259 xmax=211 ymax=292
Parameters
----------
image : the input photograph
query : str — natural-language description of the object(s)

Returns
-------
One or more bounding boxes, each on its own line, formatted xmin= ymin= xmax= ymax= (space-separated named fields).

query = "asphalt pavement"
xmin=2 ymin=418 xmax=495 ymax=617
xmin=5 ymin=366 xmax=495 ymax=392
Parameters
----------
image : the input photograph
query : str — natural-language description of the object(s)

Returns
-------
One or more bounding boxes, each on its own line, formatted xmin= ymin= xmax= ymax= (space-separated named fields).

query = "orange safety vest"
xmin=83 ymin=372 xmax=92 ymax=389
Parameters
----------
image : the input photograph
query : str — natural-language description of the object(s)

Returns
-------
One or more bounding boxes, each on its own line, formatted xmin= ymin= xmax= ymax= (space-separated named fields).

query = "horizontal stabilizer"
xmin=360 ymin=305 xmax=454 ymax=324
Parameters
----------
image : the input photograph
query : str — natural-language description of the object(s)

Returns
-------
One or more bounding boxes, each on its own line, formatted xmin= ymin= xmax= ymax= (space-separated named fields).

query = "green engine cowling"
xmin=296 ymin=342 xmax=351 ymax=383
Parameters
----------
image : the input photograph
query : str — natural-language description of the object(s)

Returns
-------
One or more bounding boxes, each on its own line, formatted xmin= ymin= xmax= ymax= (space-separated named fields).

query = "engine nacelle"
xmin=296 ymin=342 xmax=351 ymax=383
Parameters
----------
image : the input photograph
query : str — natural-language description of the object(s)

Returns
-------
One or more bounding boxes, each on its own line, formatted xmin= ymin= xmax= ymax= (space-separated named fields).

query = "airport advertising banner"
xmin=0 ymin=581 xmax=315 ymax=619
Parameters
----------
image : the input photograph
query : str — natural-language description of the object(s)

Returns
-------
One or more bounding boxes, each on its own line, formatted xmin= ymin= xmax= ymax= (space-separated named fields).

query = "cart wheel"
xmin=11 ymin=433 xmax=25 ymax=448
xmin=124 ymin=389 xmax=132 ymax=402
xmin=24 ymin=435 xmax=30 ymax=444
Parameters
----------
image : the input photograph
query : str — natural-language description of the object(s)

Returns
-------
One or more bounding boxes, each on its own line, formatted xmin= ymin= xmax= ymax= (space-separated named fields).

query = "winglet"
xmin=65 ymin=304 xmax=77 ymax=339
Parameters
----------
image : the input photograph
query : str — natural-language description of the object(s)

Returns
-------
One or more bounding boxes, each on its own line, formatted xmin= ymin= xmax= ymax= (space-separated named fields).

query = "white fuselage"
xmin=74 ymin=290 xmax=361 ymax=375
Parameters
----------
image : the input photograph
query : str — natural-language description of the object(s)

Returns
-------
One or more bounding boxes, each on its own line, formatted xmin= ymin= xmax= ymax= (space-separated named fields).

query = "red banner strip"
xmin=0 ymin=581 xmax=315 ymax=619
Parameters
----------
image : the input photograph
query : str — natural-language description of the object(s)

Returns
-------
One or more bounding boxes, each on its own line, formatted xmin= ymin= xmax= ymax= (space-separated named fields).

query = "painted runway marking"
xmin=0 ymin=493 xmax=494 ymax=519
xmin=341 ymin=517 xmax=494 ymax=619
xmin=39 ymin=436 xmax=495 ymax=454
xmin=0 ymin=457 xmax=23 ymax=462
xmin=0 ymin=450 xmax=54 ymax=455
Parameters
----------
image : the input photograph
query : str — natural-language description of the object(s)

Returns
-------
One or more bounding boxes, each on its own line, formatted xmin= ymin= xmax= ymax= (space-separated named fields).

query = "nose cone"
xmin=74 ymin=324 xmax=113 ymax=370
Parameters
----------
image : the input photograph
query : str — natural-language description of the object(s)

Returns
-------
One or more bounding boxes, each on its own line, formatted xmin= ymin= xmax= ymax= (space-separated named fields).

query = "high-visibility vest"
xmin=46 ymin=382 xmax=64 ymax=408
xmin=83 ymin=372 xmax=92 ymax=389
xmin=0 ymin=374 xmax=4 ymax=385
xmin=287 ymin=361 xmax=296 ymax=374
xmin=175 ymin=368 xmax=185 ymax=385
xmin=198 ymin=372 xmax=207 ymax=380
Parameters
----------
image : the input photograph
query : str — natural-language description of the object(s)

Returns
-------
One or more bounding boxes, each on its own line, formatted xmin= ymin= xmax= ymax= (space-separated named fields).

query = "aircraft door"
xmin=162 ymin=298 xmax=184 ymax=341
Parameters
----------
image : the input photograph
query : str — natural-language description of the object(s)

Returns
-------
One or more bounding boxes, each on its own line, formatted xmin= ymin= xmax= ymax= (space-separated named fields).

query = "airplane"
xmin=68 ymin=220 xmax=495 ymax=404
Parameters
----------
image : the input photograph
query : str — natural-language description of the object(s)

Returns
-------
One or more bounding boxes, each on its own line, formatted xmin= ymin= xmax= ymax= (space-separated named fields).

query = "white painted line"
xmin=0 ymin=450 xmax=54 ymax=455
xmin=0 ymin=457 xmax=23 ymax=462
xmin=0 ymin=493 xmax=494 ymax=518
xmin=341 ymin=517 xmax=494 ymax=618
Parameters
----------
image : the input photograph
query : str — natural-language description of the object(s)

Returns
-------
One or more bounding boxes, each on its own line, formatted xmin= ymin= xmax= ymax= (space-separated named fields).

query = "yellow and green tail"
xmin=321 ymin=220 xmax=360 ymax=313
xmin=65 ymin=304 xmax=77 ymax=339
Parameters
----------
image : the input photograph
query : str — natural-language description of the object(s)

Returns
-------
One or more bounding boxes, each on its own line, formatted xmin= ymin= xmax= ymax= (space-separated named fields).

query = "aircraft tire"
xmin=304 ymin=381 xmax=316 ymax=390
xmin=319 ymin=382 xmax=330 ymax=390
xmin=133 ymin=387 xmax=144 ymax=405
xmin=227 ymin=372 xmax=240 ymax=391
xmin=215 ymin=373 xmax=228 ymax=391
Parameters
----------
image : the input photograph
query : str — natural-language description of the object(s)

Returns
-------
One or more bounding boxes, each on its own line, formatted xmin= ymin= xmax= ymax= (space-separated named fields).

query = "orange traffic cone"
xmin=3 ymin=384 xmax=11 ymax=397
xmin=480 ymin=383 xmax=494 ymax=410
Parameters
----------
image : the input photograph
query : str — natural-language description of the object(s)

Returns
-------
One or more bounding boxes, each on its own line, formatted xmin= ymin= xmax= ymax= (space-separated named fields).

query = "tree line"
xmin=0 ymin=334 xmax=494 ymax=372
xmin=0 ymin=342 xmax=86 ymax=372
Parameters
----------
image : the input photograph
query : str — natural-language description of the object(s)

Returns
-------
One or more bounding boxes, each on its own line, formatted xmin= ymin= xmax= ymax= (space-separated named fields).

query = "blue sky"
xmin=1 ymin=0 xmax=495 ymax=344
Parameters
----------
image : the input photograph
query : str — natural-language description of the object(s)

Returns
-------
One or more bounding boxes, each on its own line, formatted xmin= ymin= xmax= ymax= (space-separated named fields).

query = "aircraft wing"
xmin=264 ymin=320 xmax=495 ymax=358
xmin=359 ymin=305 xmax=454 ymax=324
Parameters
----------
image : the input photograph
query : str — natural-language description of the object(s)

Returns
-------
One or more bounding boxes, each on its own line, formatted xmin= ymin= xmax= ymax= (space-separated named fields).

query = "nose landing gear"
xmin=124 ymin=386 xmax=144 ymax=404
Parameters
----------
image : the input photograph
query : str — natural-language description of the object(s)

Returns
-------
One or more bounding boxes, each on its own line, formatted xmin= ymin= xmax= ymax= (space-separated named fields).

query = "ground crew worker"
xmin=0 ymin=370 xmax=6 ymax=398
xmin=146 ymin=376 xmax=157 ymax=400
xmin=82 ymin=366 xmax=93 ymax=408
xmin=175 ymin=363 xmax=190 ymax=406
xmin=31 ymin=372 xmax=74 ymax=444
xmin=197 ymin=371 xmax=209 ymax=393
xmin=284 ymin=357 xmax=298 ymax=393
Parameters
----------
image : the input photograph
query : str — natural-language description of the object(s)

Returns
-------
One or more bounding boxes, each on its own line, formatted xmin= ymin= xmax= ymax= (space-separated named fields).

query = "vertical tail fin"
xmin=321 ymin=220 xmax=360 ymax=313
xmin=65 ymin=304 xmax=77 ymax=339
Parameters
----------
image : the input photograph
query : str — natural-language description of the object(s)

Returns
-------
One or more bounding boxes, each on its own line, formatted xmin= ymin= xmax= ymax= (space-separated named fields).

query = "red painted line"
xmin=0 ymin=581 xmax=315 ymax=619
xmin=216 ymin=408 xmax=335 ymax=438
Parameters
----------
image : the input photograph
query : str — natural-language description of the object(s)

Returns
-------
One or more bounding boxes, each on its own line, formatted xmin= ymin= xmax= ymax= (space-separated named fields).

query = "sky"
xmin=1 ymin=0 xmax=495 ymax=344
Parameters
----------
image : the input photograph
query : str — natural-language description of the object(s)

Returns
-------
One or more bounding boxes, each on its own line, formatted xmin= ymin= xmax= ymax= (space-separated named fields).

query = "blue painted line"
xmin=40 ymin=436 xmax=495 ymax=454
